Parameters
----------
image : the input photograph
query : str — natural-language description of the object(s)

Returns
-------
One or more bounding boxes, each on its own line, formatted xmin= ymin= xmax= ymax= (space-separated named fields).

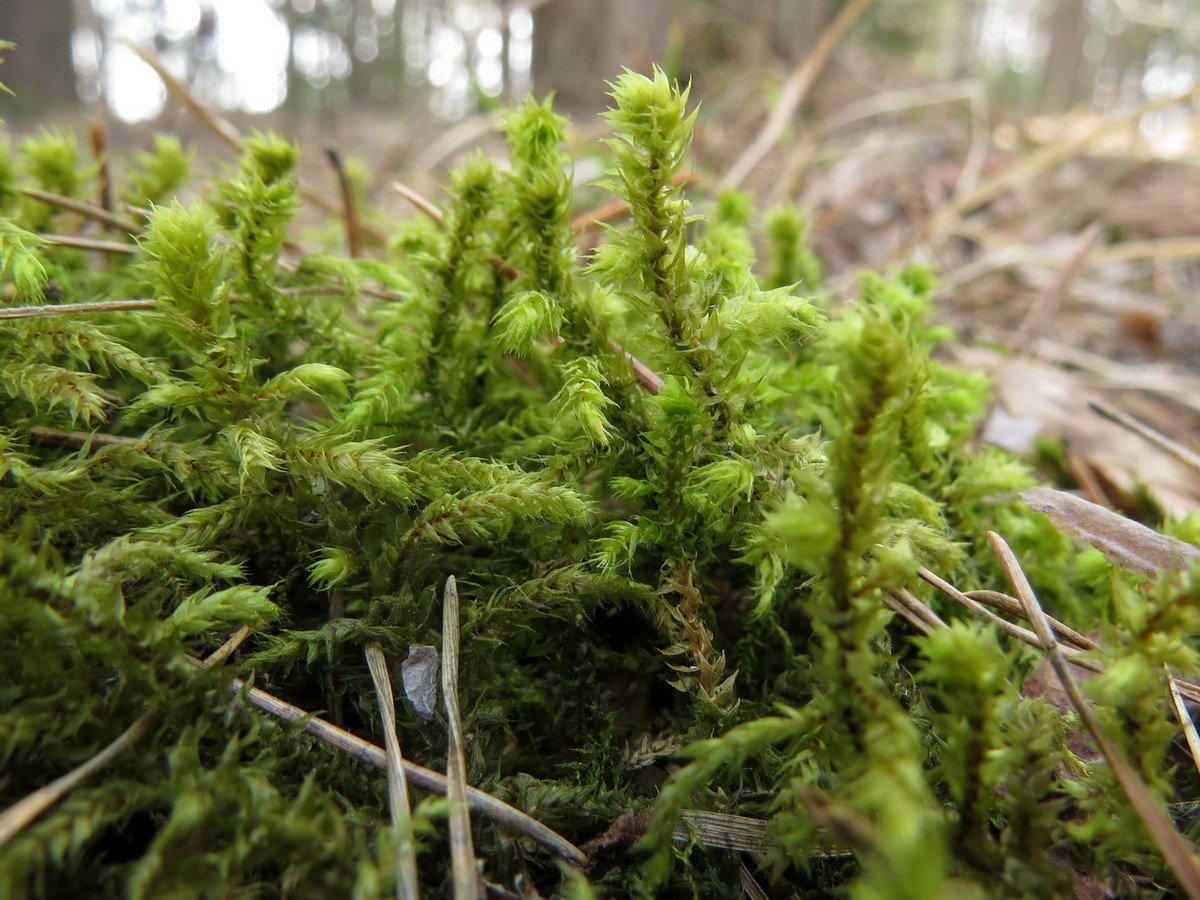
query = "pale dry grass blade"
xmin=392 ymin=181 xmax=445 ymax=226
xmin=126 ymin=42 xmax=386 ymax=243
xmin=918 ymin=567 xmax=1103 ymax=674
xmin=1013 ymin=222 xmax=1103 ymax=352
xmin=365 ymin=643 xmax=420 ymax=900
xmin=20 ymin=188 xmax=142 ymax=234
xmin=441 ymin=575 xmax=480 ymax=898
xmin=1090 ymin=399 xmax=1200 ymax=477
xmin=0 ymin=717 xmax=153 ymax=848
xmin=225 ymin=674 xmax=588 ymax=864
xmin=721 ymin=0 xmax=876 ymax=190
xmin=126 ymin=41 xmax=242 ymax=150
xmin=1094 ymin=237 xmax=1200 ymax=265
xmin=739 ymin=861 xmax=771 ymax=900
xmin=988 ymin=531 xmax=1200 ymax=900
xmin=38 ymin=233 xmax=136 ymax=254
xmin=896 ymin=81 xmax=1200 ymax=262
xmin=882 ymin=590 xmax=934 ymax=635
xmin=1167 ymin=666 xmax=1200 ymax=779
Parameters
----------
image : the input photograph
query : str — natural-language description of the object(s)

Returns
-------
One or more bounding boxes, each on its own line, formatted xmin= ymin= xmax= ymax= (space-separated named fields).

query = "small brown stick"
xmin=1167 ymin=665 xmax=1200 ymax=779
xmin=1090 ymin=398 xmax=1200 ymax=477
xmin=881 ymin=591 xmax=932 ymax=635
xmin=962 ymin=589 xmax=1099 ymax=652
xmin=126 ymin=41 xmax=386 ymax=244
xmin=325 ymin=145 xmax=362 ymax=259
xmin=38 ymin=233 xmax=136 ymax=255
xmin=1066 ymin=454 xmax=1109 ymax=507
xmin=225 ymin=673 xmax=587 ymax=865
xmin=441 ymin=576 xmax=479 ymax=898
xmin=609 ymin=339 xmax=664 ymax=394
xmin=392 ymin=181 xmax=444 ymax=225
xmin=28 ymin=426 xmax=142 ymax=449
xmin=1012 ymin=222 xmax=1102 ymax=353
xmin=20 ymin=188 xmax=140 ymax=235
xmin=988 ymin=531 xmax=1200 ymax=900
xmin=126 ymin=40 xmax=242 ymax=151
xmin=882 ymin=588 xmax=947 ymax=636
xmin=568 ymin=172 xmax=693 ymax=234
xmin=720 ymin=0 xmax=876 ymax=190
xmin=365 ymin=643 xmax=420 ymax=900
xmin=917 ymin=566 xmax=1102 ymax=674
xmin=0 ymin=626 xmax=250 ymax=848
xmin=89 ymin=120 xmax=114 ymax=214
xmin=0 ymin=298 xmax=156 ymax=320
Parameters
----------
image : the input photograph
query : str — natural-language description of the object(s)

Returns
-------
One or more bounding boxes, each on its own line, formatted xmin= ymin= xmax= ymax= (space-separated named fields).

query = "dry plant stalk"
xmin=1167 ymin=666 xmax=1200 ymax=779
xmin=720 ymin=0 xmax=876 ymax=190
xmin=0 ymin=299 xmax=157 ymax=320
xmin=440 ymin=575 xmax=479 ymax=898
xmin=225 ymin=673 xmax=588 ymax=865
xmin=364 ymin=643 xmax=420 ymax=900
xmin=988 ymin=531 xmax=1200 ymax=900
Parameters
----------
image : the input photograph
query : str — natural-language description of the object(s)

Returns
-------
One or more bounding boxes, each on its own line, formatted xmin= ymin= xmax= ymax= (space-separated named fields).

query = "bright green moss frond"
xmin=0 ymin=217 xmax=46 ymax=299
xmin=138 ymin=200 xmax=228 ymax=331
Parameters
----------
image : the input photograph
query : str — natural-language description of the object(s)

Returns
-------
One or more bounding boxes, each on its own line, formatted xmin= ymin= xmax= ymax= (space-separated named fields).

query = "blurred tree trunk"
xmin=531 ymin=0 xmax=673 ymax=113
xmin=941 ymin=0 xmax=984 ymax=79
xmin=0 ymin=0 xmax=77 ymax=112
xmin=1041 ymin=0 xmax=1087 ymax=110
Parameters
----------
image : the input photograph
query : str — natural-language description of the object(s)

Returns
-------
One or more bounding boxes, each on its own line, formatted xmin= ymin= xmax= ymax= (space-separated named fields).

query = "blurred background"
xmin=3 ymin=0 xmax=1200 ymax=519
xmin=1 ymin=1 xmax=1197 ymax=125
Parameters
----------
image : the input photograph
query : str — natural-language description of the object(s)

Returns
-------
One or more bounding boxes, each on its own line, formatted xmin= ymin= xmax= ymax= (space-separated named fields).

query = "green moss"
xmin=1 ymin=67 xmax=1197 ymax=897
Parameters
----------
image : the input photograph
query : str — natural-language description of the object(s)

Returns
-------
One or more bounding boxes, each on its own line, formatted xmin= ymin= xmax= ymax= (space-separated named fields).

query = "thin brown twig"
xmin=568 ymin=172 xmax=693 ymax=234
xmin=19 ymin=189 xmax=141 ymax=236
xmin=1167 ymin=665 xmax=1200 ymax=779
xmin=28 ymin=426 xmax=142 ymax=449
xmin=720 ymin=0 xmax=876 ymax=190
xmin=962 ymin=589 xmax=1099 ymax=651
xmin=392 ymin=181 xmax=444 ymax=225
xmin=441 ymin=576 xmax=479 ymax=898
xmin=89 ymin=120 xmax=114 ymax=214
xmin=126 ymin=41 xmax=387 ymax=244
xmin=38 ymin=233 xmax=136 ymax=255
xmin=1089 ymin=398 xmax=1200 ymax=477
xmin=225 ymin=674 xmax=587 ymax=865
xmin=326 ymin=145 xmax=362 ymax=259
xmin=126 ymin=40 xmax=242 ymax=150
xmin=365 ymin=643 xmax=420 ymax=900
xmin=0 ymin=298 xmax=156 ymax=320
xmin=917 ymin=566 xmax=1103 ymax=674
xmin=1013 ymin=221 xmax=1102 ymax=352
xmin=881 ymin=590 xmax=933 ymax=635
xmin=988 ymin=532 xmax=1200 ymax=900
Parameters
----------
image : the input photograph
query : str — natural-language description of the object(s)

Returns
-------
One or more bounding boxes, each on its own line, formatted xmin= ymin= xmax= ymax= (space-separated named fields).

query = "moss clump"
xmin=2 ymin=67 xmax=1199 ymax=897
